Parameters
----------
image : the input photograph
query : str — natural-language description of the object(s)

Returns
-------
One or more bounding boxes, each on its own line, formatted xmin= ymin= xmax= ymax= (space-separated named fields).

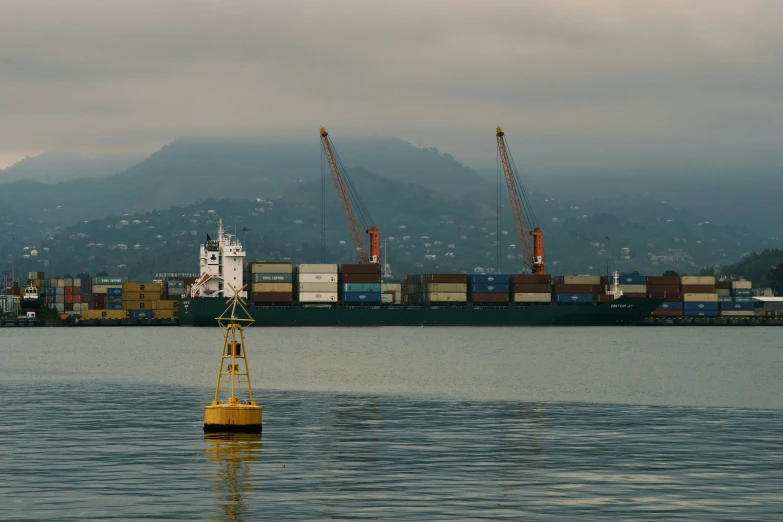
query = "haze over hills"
xmin=0 ymin=152 xmax=141 ymax=184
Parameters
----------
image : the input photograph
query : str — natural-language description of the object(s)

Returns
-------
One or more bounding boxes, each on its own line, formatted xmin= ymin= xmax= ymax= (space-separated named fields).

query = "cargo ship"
xmin=177 ymin=223 xmax=662 ymax=327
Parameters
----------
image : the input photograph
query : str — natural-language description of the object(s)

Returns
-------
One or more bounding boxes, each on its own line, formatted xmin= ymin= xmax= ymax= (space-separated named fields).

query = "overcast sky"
xmin=1 ymin=0 xmax=781 ymax=173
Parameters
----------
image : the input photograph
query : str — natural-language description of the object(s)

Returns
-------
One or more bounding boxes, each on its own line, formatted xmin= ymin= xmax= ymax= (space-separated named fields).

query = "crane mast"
xmin=496 ymin=126 xmax=545 ymax=274
xmin=319 ymin=126 xmax=380 ymax=264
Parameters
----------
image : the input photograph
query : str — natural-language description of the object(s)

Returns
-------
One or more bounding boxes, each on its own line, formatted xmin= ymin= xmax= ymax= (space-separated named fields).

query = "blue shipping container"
xmin=342 ymin=283 xmax=381 ymax=293
xmin=130 ymin=310 xmax=154 ymax=319
xmin=684 ymin=310 xmax=718 ymax=317
xmin=108 ymin=303 xmax=123 ymax=310
xmin=472 ymin=283 xmax=510 ymax=294
xmin=619 ymin=274 xmax=647 ymax=285
xmin=684 ymin=302 xmax=719 ymax=311
xmin=343 ymin=292 xmax=381 ymax=303
xmin=657 ymin=301 xmax=683 ymax=310
xmin=107 ymin=288 xmax=123 ymax=297
xmin=720 ymin=301 xmax=754 ymax=311
xmin=253 ymin=273 xmax=293 ymax=283
xmin=470 ymin=274 xmax=510 ymax=284
xmin=556 ymin=293 xmax=593 ymax=303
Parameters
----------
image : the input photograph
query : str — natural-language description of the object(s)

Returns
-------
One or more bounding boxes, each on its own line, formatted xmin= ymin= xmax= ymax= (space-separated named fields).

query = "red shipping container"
xmin=422 ymin=274 xmax=467 ymax=283
xmin=64 ymin=302 xmax=74 ymax=312
xmin=81 ymin=294 xmax=89 ymax=303
xmin=681 ymin=284 xmax=716 ymax=293
xmin=340 ymin=264 xmax=382 ymax=274
xmin=665 ymin=293 xmax=683 ymax=302
xmin=65 ymin=286 xmax=74 ymax=295
xmin=252 ymin=292 xmax=293 ymax=303
xmin=623 ymin=293 xmax=647 ymax=298
xmin=65 ymin=294 xmax=74 ymax=304
xmin=597 ymin=294 xmax=616 ymax=303
xmin=513 ymin=283 xmax=551 ymax=293
xmin=646 ymin=276 xmax=680 ymax=285
xmin=470 ymin=293 xmax=509 ymax=303
xmin=511 ymin=274 xmax=552 ymax=284
xmin=341 ymin=273 xmax=383 ymax=283
xmin=716 ymin=281 xmax=731 ymax=290
xmin=646 ymin=284 xmax=681 ymax=293
xmin=554 ymin=284 xmax=601 ymax=294
xmin=650 ymin=310 xmax=683 ymax=317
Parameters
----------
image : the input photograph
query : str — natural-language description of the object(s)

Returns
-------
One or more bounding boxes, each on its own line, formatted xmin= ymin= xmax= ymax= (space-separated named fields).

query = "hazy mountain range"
xmin=1 ymin=137 xmax=780 ymax=280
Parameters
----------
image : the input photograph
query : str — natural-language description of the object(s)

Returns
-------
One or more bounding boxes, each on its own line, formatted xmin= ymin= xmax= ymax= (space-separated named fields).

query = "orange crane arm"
xmin=320 ymin=126 xmax=380 ymax=264
xmin=496 ymin=126 xmax=545 ymax=274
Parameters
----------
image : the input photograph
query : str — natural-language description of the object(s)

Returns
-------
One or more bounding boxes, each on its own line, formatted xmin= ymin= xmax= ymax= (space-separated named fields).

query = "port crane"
xmin=319 ymin=126 xmax=380 ymax=264
xmin=496 ymin=126 xmax=545 ymax=274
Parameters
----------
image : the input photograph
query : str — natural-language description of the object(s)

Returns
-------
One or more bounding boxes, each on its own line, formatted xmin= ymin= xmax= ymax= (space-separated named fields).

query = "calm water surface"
xmin=1 ymin=327 xmax=782 ymax=520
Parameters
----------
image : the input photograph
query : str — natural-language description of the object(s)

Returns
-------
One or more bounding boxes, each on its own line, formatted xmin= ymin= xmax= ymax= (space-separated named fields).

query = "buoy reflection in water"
xmin=204 ymin=433 xmax=262 ymax=522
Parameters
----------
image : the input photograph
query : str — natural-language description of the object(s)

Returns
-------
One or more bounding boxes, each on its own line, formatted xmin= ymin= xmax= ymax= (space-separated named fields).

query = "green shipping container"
xmin=342 ymin=283 xmax=382 ymax=293
xmin=253 ymin=273 xmax=293 ymax=283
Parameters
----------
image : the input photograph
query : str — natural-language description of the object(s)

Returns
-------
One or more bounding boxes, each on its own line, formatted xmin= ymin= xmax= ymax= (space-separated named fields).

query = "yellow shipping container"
xmin=617 ymin=284 xmax=647 ymax=293
xmin=122 ymin=300 xmax=156 ymax=310
xmin=123 ymin=291 xmax=159 ymax=302
xmin=720 ymin=311 xmax=754 ymax=317
xmin=425 ymin=283 xmax=467 ymax=292
xmin=123 ymin=283 xmax=162 ymax=294
xmin=250 ymin=263 xmax=293 ymax=274
xmin=717 ymin=289 xmax=731 ymax=297
xmin=156 ymin=300 xmax=178 ymax=310
xmin=81 ymin=309 xmax=127 ymax=320
xmin=732 ymin=280 xmax=752 ymax=289
xmin=682 ymin=293 xmax=719 ymax=302
xmin=681 ymin=276 xmax=716 ymax=285
xmin=154 ymin=310 xmax=179 ymax=319
xmin=252 ymin=283 xmax=293 ymax=293
xmin=425 ymin=292 xmax=467 ymax=302
xmin=513 ymin=292 xmax=552 ymax=302
xmin=564 ymin=276 xmax=601 ymax=285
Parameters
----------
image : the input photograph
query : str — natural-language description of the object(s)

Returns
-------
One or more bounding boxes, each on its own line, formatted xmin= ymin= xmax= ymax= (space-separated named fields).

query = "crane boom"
xmin=496 ymin=126 xmax=545 ymax=274
xmin=319 ymin=126 xmax=380 ymax=264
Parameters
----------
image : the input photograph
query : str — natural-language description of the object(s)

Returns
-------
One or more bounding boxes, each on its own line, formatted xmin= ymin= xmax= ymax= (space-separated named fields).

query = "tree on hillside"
xmin=769 ymin=265 xmax=783 ymax=295
xmin=663 ymin=270 xmax=679 ymax=277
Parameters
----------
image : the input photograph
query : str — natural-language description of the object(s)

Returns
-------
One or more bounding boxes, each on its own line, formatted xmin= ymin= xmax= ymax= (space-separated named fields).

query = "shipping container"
xmin=252 ymin=273 xmax=293 ymax=283
xmin=123 ymin=283 xmax=161 ymax=294
xmin=129 ymin=310 xmax=154 ymax=320
xmin=166 ymin=279 xmax=185 ymax=288
xmin=419 ymin=274 xmax=467 ymax=284
xmin=81 ymin=310 xmax=127 ymax=320
xmin=381 ymin=283 xmax=402 ymax=293
xmin=657 ymin=301 xmax=683 ymax=310
xmin=299 ymin=263 xmax=339 ymax=274
xmin=424 ymin=282 xmax=468 ymax=293
xmin=252 ymin=292 xmax=294 ymax=303
xmin=513 ymin=283 xmax=551 ymax=293
xmin=343 ymin=292 xmax=382 ymax=303
xmin=682 ymin=293 xmax=718 ymax=302
xmin=716 ymin=281 xmax=732 ymax=290
xmin=55 ymin=303 xmax=65 ymax=313
xmin=298 ymin=273 xmax=338 ymax=283
xmin=471 ymin=293 xmax=509 ymax=303
xmin=650 ymin=310 xmax=683 ymax=317
xmin=556 ymin=293 xmax=593 ymax=303
xmin=298 ymin=292 xmax=338 ymax=302
xmin=720 ymin=310 xmax=755 ymax=317
xmin=681 ymin=284 xmax=716 ymax=293
xmin=511 ymin=274 xmax=552 ymax=284
xmin=381 ymin=294 xmax=393 ymax=304
xmin=732 ymin=280 xmax=752 ymax=289
xmin=617 ymin=284 xmax=647 ymax=293
xmin=732 ymin=288 xmax=752 ymax=297
xmin=734 ymin=297 xmax=753 ymax=303
xmin=425 ymin=292 xmax=468 ymax=303
xmin=123 ymin=292 xmax=154 ymax=301
xmin=683 ymin=302 xmax=719 ymax=311
xmin=564 ymin=275 xmax=601 ymax=285
xmin=718 ymin=295 xmax=734 ymax=302
xmin=339 ymin=264 xmax=381 ymax=274
xmin=122 ymin=300 xmax=156 ymax=310
xmin=470 ymin=274 xmax=510 ymax=284
xmin=342 ymin=283 xmax=382 ymax=293
xmin=664 ymin=293 xmax=683 ymax=302
xmin=623 ymin=293 xmax=647 ymax=298
xmin=554 ymin=284 xmax=601 ymax=294
xmin=618 ymin=274 xmax=646 ymax=285
xmin=107 ymin=287 xmax=123 ymax=297
xmin=108 ymin=303 xmax=123 ymax=311
xmin=93 ymin=276 xmax=128 ymax=285
xmin=65 ymin=286 xmax=74 ymax=295
xmin=156 ymin=300 xmax=178 ymax=310
xmin=596 ymin=294 xmax=616 ymax=303
xmin=252 ymin=283 xmax=293 ymax=293
xmin=647 ymin=276 xmax=680 ymax=285
xmin=340 ymin=273 xmax=382 ymax=283
xmin=250 ymin=262 xmax=293 ymax=274
xmin=681 ymin=276 xmax=716 ymax=285
xmin=720 ymin=301 xmax=754 ymax=311
xmin=471 ymin=283 xmax=510 ymax=294
xmin=91 ymin=284 xmax=122 ymax=294
xmin=717 ymin=289 xmax=731 ymax=297
xmin=298 ymin=282 xmax=338 ymax=293
xmin=684 ymin=310 xmax=718 ymax=317
xmin=154 ymin=310 xmax=178 ymax=320
xmin=92 ymin=294 xmax=106 ymax=309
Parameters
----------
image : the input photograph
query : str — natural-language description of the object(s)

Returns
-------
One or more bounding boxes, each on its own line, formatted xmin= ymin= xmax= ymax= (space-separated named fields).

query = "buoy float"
xmin=204 ymin=285 xmax=262 ymax=433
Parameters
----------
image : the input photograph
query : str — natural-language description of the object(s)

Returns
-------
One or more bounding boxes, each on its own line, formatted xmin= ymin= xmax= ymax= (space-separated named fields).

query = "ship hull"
xmin=178 ymin=297 xmax=663 ymax=327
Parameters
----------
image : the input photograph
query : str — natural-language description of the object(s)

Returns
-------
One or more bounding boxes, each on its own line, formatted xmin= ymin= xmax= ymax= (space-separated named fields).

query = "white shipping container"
xmin=298 ymin=264 xmax=338 ymax=274
xmin=732 ymin=280 xmax=752 ymax=289
xmin=74 ymin=279 xmax=81 ymax=287
xmin=425 ymin=283 xmax=468 ymax=292
xmin=250 ymin=263 xmax=293 ymax=274
xmin=298 ymin=292 xmax=338 ymax=302
xmin=681 ymin=276 xmax=716 ymax=285
xmin=564 ymin=276 xmax=601 ymax=285
xmin=720 ymin=310 xmax=754 ymax=317
xmin=55 ymin=303 xmax=65 ymax=313
xmin=56 ymin=287 xmax=65 ymax=295
xmin=683 ymin=293 xmax=719 ymax=302
xmin=382 ymin=283 xmax=402 ymax=293
xmin=57 ymin=279 xmax=65 ymax=288
xmin=426 ymin=292 xmax=467 ymax=302
xmin=514 ymin=292 xmax=552 ymax=302
xmin=381 ymin=294 xmax=393 ymax=304
xmin=92 ymin=284 xmax=122 ymax=294
xmin=298 ymin=282 xmax=338 ymax=293
xmin=298 ymin=273 xmax=338 ymax=283
xmin=252 ymin=283 xmax=293 ymax=293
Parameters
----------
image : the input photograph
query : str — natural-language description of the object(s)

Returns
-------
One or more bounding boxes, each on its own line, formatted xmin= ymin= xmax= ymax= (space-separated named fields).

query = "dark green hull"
xmin=178 ymin=297 xmax=663 ymax=327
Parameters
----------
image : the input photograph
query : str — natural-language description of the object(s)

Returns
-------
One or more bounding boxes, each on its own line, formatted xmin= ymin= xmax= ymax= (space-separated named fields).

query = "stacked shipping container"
xmin=249 ymin=262 xmax=294 ymax=304
xmin=297 ymin=264 xmax=338 ymax=303
xmin=556 ymin=275 xmax=601 ymax=303
xmin=405 ymin=274 xmax=468 ymax=303
xmin=470 ymin=274 xmax=510 ymax=303
xmin=511 ymin=274 xmax=552 ymax=302
xmin=340 ymin=264 xmax=381 ymax=303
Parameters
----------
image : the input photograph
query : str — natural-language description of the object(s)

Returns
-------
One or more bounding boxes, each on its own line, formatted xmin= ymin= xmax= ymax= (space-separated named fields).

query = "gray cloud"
xmin=1 ymin=0 xmax=781 ymax=173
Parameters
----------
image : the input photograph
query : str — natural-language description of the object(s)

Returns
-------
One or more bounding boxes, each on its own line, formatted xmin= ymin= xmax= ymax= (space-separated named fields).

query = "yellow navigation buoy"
xmin=204 ymin=285 xmax=262 ymax=433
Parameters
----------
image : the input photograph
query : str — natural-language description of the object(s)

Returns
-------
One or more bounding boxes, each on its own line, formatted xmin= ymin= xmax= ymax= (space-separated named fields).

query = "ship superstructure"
xmin=191 ymin=219 xmax=246 ymax=299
